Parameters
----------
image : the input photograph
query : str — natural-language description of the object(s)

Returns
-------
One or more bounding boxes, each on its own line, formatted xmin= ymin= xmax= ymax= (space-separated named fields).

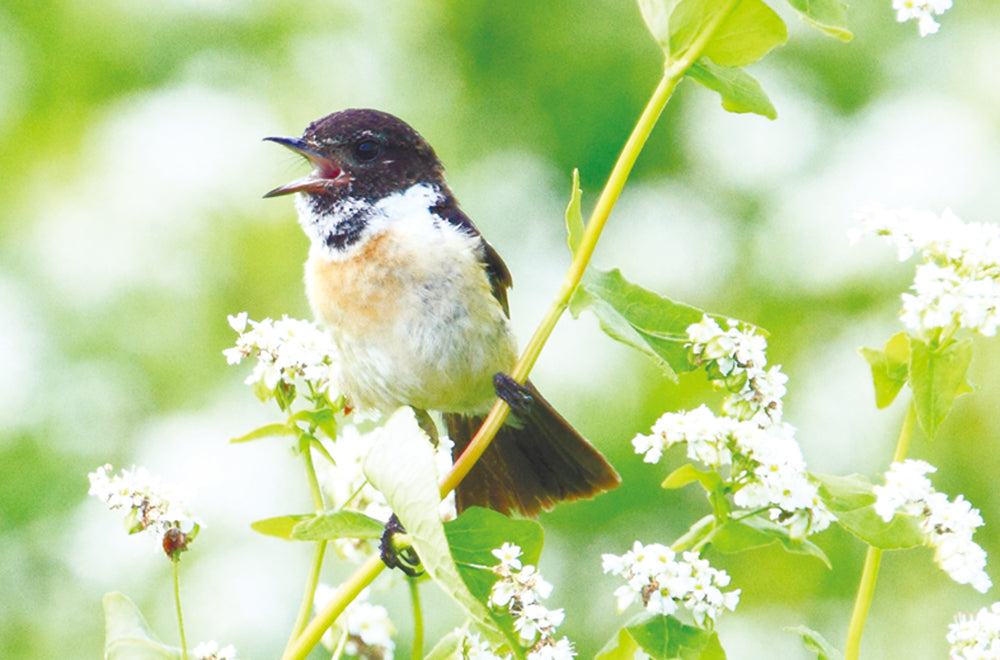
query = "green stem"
xmin=283 ymin=441 xmax=330 ymax=657
xmin=409 ymin=577 xmax=424 ymax=659
xmin=173 ymin=559 xmax=188 ymax=660
xmin=281 ymin=554 xmax=386 ymax=660
xmin=844 ymin=402 xmax=916 ymax=660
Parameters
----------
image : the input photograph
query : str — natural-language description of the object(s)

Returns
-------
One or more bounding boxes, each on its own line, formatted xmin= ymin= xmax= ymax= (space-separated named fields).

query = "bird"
xmin=264 ymin=108 xmax=619 ymax=517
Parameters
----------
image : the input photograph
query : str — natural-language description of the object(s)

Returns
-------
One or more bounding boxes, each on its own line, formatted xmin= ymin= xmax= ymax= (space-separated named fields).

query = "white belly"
xmin=305 ymin=213 xmax=518 ymax=415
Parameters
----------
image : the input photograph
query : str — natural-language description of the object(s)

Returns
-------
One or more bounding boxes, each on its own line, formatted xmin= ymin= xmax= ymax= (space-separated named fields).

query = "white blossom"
xmin=192 ymin=641 xmax=238 ymax=660
xmin=314 ymin=585 xmax=395 ymax=659
xmin=874 ymin=460 xmax=991 ymax=593
xmin=487 ymin=545 xmax=573 ymax=656
xmin=892 ymin=0 xmax=953 ymax=36
xmin=88 ymin=464 xmax=198 ymax=555
xmin=853 ymin=207 xmax=1000 ymax=337
xmin=223 ymin=313 xmax=341 ymax=401
xmin=948 ymin=602 xmax=1000 ymax=659
xmin=602 ymin=542 xmax=740 ymax=627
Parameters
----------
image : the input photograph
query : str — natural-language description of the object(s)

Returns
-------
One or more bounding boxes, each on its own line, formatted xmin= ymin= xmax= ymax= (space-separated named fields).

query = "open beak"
xmin=262 ymin=136 xmax=350 ymax=198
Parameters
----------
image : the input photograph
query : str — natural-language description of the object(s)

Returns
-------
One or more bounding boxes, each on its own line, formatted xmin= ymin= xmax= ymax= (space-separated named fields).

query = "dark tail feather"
xmin=445 ymin=381 xmax=620 ymax=517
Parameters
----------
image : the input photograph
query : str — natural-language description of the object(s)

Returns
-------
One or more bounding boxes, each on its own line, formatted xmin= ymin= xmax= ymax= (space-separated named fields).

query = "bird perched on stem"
xmin=264 ymin=108 xmax=619 ymax=517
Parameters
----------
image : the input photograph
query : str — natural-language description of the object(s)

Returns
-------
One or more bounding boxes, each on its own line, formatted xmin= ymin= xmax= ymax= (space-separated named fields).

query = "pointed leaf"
xmin=292 ymin=510 xmax=386 ymax=541
xmin=598 ymin=613 xmax=726 ymax=660
xmin=813 ymin=473 xmax=923 ymax=549
xmin=251 ymin=514 xmax=310 ymax=540
xmin=662 ymin=463 xmax=723 ymax=493
xmin=712 ymin=517 xmax=830 ymax=567
xmin=569 ymin=268 xmax=710 ymax=380
xmin=364 ymin=408 xmax=509 ymax=650
xmin=909 ymin=337 xmax=974 ymax=439
xmin=783 ymin=0 xmax=853 ymax=41
xmin=670 ymin=0 xmax=787 ymax=67
xmin=424 ymin=628 xmax=466 ymax=660
xmin=859 ymin=332 xmax=910 ymax=409
xmin=103 ymin=592 xmax=181 ymax=660
xmin=230 ymin=422 xmax=296 ymax=444
xmin=786 ymin=625 xmax=843 ymax=660
xmin=565 ymin=168 xmax=585 ymax=255
xmin=812 ymin=473 xmax=875 ymax=512
xmin=686 ymin=59 xmax=777 ymax=119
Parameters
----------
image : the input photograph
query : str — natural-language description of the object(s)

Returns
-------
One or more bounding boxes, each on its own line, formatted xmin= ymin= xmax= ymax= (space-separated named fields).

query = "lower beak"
xmin=263 ymin=136 xmax=349 ymax=198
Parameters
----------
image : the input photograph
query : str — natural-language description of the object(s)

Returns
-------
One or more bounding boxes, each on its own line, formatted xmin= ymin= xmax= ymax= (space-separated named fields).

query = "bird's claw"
xmin=379 ymin=514 xmax=424 ymax=577
xmin=493 ymin=373 xmax=534 ymax=416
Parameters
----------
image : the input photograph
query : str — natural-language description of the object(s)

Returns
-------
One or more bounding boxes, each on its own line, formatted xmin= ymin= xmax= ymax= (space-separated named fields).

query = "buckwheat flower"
xmin=602 ymin=542 xmax=740 ymax=627
xmin=948 ymin=602 xmax=1000 ymax=659
xmin=892 ymin=0 xmax=953 ymax=36
xmin=314 ymin=585 xmax=395 ymax=659
xmin=192 ymin=641 xmax=238 ymax=660
xmin=493 ymin=542 xmax=523 ymax=570
xmin=88 ymin=464 xmax=199 ymax=558
xmin=852 ymin=207 xmax=1000 ymax=337
xmin=487 ymin=545 xmax=570 ymax=655
xmin=874 ymin=460 xmax=991 ymax=592
xmin=223 ymin=313 xmax=340 ymax=401
xmin=458 ymin=631 xmax=512 ymax=660
xmin=528 ymin=636 xmax=576 ymax=660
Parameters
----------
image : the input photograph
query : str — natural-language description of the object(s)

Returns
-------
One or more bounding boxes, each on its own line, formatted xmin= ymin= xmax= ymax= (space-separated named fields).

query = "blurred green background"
xmin=3 ymin=1 xmax=1000 ymax=658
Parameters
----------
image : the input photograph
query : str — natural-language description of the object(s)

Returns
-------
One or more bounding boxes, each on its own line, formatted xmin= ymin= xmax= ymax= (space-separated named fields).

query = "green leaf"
xmin=686 ymin=59 xmax=777 ymax=119
xmin=783 ymin=0 xmax=853 ymax=41
xmin=670 ymin=0 xmax=787 ymax=67
xmin=250 ymin=514 xmax=310 ymax=540
xmin=364 ymin=408 xmax=509 ymax=650
xmin=859 ymin=332 xmax=911 ymax=409
xmin=424 ymin=628 xmax=466 ymax=660
xmin=638 ymin=0 xmax=684 ymax=49
xmin=445 ymin=507 xmax=544 ymax=619
xmin=813 ymin=473 xmax=923 ymax=549
xmin=565 ymin=168 xmax=585 ymax=255
xmin=229 ymin=422 xmax=296 ymax=444
xmin=293 ymin=510 xmax=386 ymax=541
xmin=662 ymin=463 xmax=723 ymax=493
xmin=598 ymin=613 xmax=726 ymax=660
xmin=569 ymin=267 xmax=709 ymax=380
xmin=103 ymin=592 xmax=181 ymax=660
xmin=712 ymin=517 xmax=830 ymax=567
xmin=786 ymin=625 xmax=843 ymax=660
xmin=909 ymin=337 xmax=974 ymax=439
xmin=291 ymin=407 xmax=339 ymax=439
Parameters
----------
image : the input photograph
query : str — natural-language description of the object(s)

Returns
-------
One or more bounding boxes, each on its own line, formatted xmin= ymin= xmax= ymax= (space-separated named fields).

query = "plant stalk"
xmin=844 ymin=402 xmax=916 ymax=659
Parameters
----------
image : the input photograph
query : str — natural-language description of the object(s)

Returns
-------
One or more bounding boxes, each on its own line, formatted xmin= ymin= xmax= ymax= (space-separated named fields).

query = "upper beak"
xmin=262 ymin=136 xmax=350 ymax=198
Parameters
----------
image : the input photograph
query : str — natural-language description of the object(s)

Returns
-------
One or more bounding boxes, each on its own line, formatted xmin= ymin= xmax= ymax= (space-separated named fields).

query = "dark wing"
xmin=433 ymin=202 xmax=513 ymax=317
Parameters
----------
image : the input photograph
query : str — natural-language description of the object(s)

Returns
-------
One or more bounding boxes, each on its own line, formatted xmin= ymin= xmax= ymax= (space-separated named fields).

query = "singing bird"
xmin=264 ymin=109 xmax=619 ymax=516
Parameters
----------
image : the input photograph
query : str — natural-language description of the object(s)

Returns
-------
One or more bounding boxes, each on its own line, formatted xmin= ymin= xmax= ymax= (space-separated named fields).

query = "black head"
xmin=263 ymin=109 xmax=447 ymax=203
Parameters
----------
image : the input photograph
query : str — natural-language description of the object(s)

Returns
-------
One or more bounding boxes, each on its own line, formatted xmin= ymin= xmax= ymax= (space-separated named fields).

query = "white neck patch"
xmin=296 ymin=182 xmax=445 ymax=260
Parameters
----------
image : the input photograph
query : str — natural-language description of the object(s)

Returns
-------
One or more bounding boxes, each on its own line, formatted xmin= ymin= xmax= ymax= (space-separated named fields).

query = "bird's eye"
xmin=354 ymin=139 xmax=380 ymax=162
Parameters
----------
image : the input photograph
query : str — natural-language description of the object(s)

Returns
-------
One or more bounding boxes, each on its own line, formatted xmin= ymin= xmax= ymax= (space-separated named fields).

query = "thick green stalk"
xmin=409 ymin=577 xmax=424 ymax=659
xmin=844 ymin=402 xmax=916 ymax=659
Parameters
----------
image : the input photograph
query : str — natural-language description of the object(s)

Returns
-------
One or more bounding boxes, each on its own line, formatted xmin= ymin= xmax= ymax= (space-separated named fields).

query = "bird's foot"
xmin=379 ymin=514 xmax=423 ymax=577
xmin=493 ymin=373 xmax=534 ymax=416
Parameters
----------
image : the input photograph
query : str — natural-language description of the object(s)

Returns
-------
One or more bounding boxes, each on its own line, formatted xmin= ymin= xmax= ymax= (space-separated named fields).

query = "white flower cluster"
xmin=314 ymin=585 xmax=395 ymax=660
xmin=88 ymin=464 xmax=197 ymax=550
xmin=488 ymin=543 xmax=576 ymax=660
xmin=874 ymin=460 xmax=991 ymax=593
xmin=315 ymin=425 xmax=457 ymax=561
xmin=892 ymin=0 xmax=952 ymax=36
xmin=633 ymin=405 xmax=835 ymax=537
xmin=852 ymin=207 xmax=1000 ymax=337
xmin=192 ymin=641 xmax=238 ymax=660
xmin=602 ymin=541 xmax=740 ymax=627
xmin=687 ymin=317 xmax=788 ymax=426
xmin=223 ymin=312 xmax=340 ymax=400
xmin=948 ymin=602 xmax=1000 ymax=659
